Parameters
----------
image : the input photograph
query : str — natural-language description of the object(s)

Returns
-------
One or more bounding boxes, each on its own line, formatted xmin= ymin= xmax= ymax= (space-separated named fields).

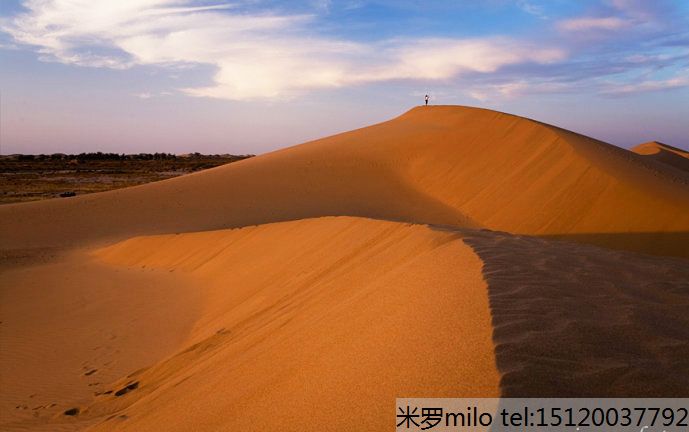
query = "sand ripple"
xmin=461 ymin=229 xmax=689 ymax=396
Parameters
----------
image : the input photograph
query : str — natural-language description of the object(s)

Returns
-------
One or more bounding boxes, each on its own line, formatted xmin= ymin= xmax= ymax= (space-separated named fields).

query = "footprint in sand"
xmin=114 ymin=381 xmax=139 ymax=397
xmin=63 ymin=407 xmax=80 ymax=416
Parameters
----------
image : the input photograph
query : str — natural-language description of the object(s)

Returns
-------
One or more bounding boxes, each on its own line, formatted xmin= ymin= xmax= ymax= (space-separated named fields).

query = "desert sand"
xmin=1 ymin=106 xmax=688 ymax=431
xmin=632 ymin=141 xmax=689 ymax=173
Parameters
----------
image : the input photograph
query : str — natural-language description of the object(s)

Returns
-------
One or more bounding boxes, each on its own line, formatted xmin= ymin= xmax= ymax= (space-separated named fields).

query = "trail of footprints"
xmin=14 ymin=334 xmax=142 ymax=420
xmin=64 ymin=381 xmax=140 ymax=417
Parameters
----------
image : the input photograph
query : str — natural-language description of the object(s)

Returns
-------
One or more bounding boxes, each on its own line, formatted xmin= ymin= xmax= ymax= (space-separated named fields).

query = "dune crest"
xmin=631 ymin=141 xmax=689 ymax=173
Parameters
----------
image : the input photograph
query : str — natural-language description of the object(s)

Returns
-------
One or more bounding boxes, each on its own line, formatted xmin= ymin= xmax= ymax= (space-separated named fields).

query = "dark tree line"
xmin=13 ymin=152 xmax=253 ymax=162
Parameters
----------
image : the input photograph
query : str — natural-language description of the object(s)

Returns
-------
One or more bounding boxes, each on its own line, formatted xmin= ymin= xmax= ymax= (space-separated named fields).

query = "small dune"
xmin=631 ymin=141 xmax=689 ymax=173
xmin=86 ymin=217 xmax=497 ymax=431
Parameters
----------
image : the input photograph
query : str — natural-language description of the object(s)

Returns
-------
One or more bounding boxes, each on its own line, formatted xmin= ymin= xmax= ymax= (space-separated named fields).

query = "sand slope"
xmin=2 ymin=106 xmax=688 ymax=257
xmin=631 ymin=141 xmax=689 ymax=173
xmin=81 ymin=217 xmax=497 ymax=431
xmin=6 ymin=217 xmax=685 ymax=430
xmin=0 ymin=251 xmax=201 ymax=431
xmin=461 ymin=228 xmax=689 ymax=397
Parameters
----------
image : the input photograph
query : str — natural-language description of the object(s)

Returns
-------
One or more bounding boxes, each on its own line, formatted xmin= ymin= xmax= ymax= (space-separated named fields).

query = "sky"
xmin=1 ymin=0 xmax=688 ymax=155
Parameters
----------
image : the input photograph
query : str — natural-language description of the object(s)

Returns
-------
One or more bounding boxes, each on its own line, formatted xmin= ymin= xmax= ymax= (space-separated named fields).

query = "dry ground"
xmin=0 ymin=154 xmax=252 ymax=205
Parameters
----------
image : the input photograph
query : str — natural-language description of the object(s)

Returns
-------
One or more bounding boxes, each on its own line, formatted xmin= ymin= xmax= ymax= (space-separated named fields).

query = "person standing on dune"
xmin=425 ymin=94 xmax=429 ymax=106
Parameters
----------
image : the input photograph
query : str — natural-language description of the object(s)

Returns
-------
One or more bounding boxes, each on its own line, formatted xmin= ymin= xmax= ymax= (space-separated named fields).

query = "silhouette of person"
xmin=425 ymin=94 xmax=429 ymax=106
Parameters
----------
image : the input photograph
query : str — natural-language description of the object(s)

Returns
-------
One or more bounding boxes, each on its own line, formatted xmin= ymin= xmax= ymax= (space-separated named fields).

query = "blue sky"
xmin=1 ymin=0 xmax=688 ymax=154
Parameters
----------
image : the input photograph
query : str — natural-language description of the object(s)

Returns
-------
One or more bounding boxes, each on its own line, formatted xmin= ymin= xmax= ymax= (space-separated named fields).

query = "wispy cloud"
xmin=465 ymin=78 xmax=576 ymax=103
xmin=555 ymin=0 xmax=676 ymax=34
xmin=134 ymin=91 xmax=173 ymax=99
xmin=465 ymin=63 xmax=689 ymax=102
xmin=602 ymin=74 xmax=689 ymax=95
xmin=1 ymin=0 xmax=565 ymax=100
xmin=516 ymin=0 xmax=547 ymax=19
xmin=557 ymin=16 xmax=631 ymax=32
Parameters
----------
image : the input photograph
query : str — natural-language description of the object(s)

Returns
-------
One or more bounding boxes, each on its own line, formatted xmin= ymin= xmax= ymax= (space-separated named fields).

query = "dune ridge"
xmin=81 ymin=217 xmax=498 ymax=431
xmin=631 ymin=141 xmax=689 ymax=173
xmin=1 ymin=106 xmax=688 ymax=257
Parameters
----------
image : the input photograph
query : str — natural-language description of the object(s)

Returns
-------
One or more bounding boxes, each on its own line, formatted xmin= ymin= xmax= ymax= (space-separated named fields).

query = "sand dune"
xmin=2 ymin=106 xmax=689 ymax=431
xmin=2 ymin=106 xmax=688 ymax=257
xmin=5 ymin=217 xmax=686 ymax=430
xmin=632 ymin=141 xmax=689 ymax=173
xmin=2 ymin=217 xmax=499 ymax=431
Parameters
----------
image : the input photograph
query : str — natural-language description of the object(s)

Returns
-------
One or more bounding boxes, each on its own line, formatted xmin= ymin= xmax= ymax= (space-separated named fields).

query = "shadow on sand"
xmin=540 ymin=231 xmax=689 ymax=259
xmin=458 ymin=229 xmax=689 ymax=397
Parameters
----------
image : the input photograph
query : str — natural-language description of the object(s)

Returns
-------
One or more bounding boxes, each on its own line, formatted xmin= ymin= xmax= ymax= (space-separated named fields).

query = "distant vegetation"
xmin=0 ymin=152 xmax=254 ymax=204
xmin=9 ymin=152 xmax=249 ymax=161
xmin=5 ymin=152 xmax=252 ymax=168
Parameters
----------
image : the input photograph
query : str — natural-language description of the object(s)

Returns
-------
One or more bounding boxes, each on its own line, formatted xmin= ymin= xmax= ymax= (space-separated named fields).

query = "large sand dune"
xmin=2 ymin=106 xmax=688 ymax=256
xmin=2 ymin=106 xmax=689 ymax=431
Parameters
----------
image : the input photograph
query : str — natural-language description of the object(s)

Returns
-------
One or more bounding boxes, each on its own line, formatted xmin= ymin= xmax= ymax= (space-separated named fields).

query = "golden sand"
xmin=1 ymin=106 xmax=688 ymax=431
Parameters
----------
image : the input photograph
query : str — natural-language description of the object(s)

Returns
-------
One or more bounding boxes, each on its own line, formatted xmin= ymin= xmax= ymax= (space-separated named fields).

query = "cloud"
xmin=352 ymin=38 xmax=565 ymax=82
xmin=516 ymin=1 xmax=547 ymax=19
xmin=602 ymin=75 xmax=689 ymax=95
xmin=465 ymin=61 xmax=689 ymax=101
xmin=4 ymin=0 xmax=685 ymax=102
xmin=310 ymin=0 xmax=332 ymax=13
xmin=0 ymin=40 xmax=19 ymax=50
xmin=556 ymin=0 xmax=675 ymax=34
xmin=607 ymin=0 xmax=660 ymax=21
xmin=557 ymin=16 xmax=631 ymax=32
xmin=465 ymin=79 xmax=576 ymax=102
xmin=134 ymin=91 xmax=173 ymax=99
xmin=1 ymin=0 xmax=566 ymax=100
